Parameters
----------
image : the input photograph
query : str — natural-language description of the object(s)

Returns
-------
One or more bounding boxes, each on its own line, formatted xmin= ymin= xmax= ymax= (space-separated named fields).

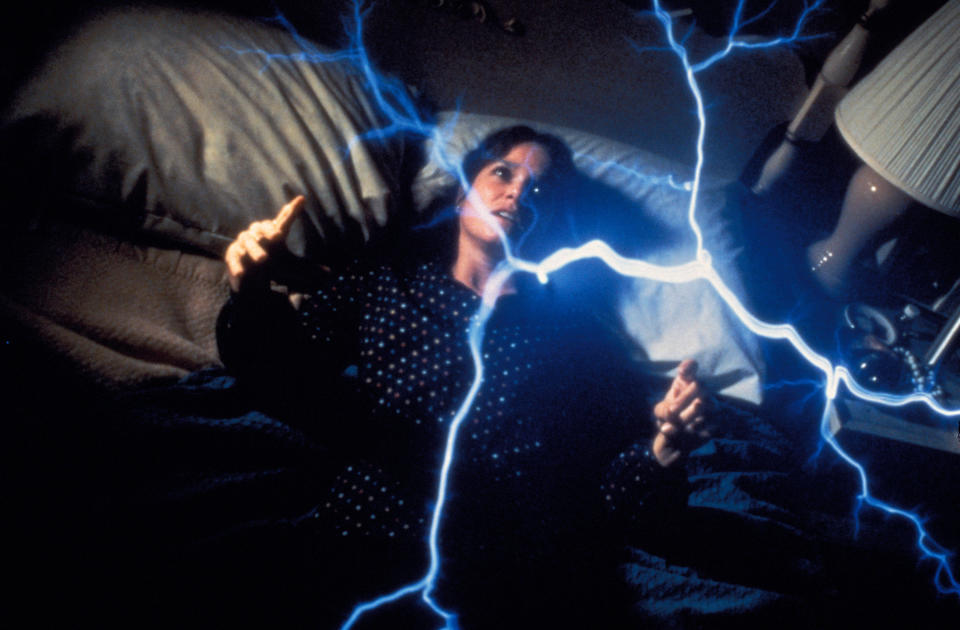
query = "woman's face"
xmin=458 ymin=142 xmax=551 ymax=253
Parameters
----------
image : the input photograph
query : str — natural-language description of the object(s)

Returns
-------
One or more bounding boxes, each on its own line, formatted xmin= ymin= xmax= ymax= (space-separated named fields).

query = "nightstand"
xmin=828 ymin=395 xmax=960 ymax=456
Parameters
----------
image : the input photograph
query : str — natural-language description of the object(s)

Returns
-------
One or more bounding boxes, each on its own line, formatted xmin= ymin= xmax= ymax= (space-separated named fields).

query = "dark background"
xmin=2 ymin=0 xmax=951 ymax=248
xmin=2 ymin=1 xmax=958 ymax=624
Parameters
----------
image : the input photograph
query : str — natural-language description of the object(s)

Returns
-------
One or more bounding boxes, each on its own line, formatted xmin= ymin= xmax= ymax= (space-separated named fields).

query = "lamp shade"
xmin=835 ymin=0 xmax=960 ymax=216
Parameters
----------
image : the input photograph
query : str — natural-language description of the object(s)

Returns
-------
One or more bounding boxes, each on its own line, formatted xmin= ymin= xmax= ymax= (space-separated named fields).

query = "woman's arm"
xmin=218 ymin=196 xmax=357 ymax=419
xmin=219 ymin=194 xmax=309 ymax=382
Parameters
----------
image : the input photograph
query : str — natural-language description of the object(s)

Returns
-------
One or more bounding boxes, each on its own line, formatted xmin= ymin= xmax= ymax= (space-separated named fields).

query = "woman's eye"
xmin=493 ymin=166 xmax=511 ymax=181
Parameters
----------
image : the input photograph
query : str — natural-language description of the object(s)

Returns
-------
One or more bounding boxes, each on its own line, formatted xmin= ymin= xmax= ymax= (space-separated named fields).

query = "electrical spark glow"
xmin=237 ymin=2 xmax=960 ymax=626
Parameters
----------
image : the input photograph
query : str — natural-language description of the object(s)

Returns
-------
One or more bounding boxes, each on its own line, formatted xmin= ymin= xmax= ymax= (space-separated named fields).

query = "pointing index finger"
xmin=273 ymin=195 xmax=306 ymax=234
xmin=678 ymin=358 xmax=698 ymax=382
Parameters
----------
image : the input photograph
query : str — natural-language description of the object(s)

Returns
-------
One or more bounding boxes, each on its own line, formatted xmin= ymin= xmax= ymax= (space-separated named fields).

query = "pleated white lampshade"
xmin=835 ymin=0 xmax=960 ymax=216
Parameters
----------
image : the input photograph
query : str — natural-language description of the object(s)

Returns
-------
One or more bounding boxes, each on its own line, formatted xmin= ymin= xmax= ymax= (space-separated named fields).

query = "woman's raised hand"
xmin=651 ymin=359 xmax=712 ymax=467
xmin=225 ymin=196 xmax=305 ymax=291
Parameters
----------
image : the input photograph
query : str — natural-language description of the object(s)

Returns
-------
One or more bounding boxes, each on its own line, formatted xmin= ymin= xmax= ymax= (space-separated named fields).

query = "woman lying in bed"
xmin=219 ymin=125 xmax=714 ymax=627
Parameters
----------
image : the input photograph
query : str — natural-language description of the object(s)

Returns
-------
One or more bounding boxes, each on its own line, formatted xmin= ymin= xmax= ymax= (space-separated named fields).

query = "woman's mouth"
xmin=492 ymin=210 xmax=518 ymax=226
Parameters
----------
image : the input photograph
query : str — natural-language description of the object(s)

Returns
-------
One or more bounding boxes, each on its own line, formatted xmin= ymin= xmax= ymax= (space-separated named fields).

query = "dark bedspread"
xmin=4 ymin=304 xmax=956 ymax=629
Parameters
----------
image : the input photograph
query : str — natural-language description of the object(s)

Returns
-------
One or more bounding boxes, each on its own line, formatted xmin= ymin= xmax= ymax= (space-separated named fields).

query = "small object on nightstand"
xmin=840 ymin=303 xmax=906 ymax=392
xmin=852 ymin=349 xmax=906 ymax=391
xmin=839 ymin=302 xmax=945 ymax=398
xmin=844 ymin=303 xmax=897 ymax=344
xmin=830 ymin=302 xmax=958 ymax=452
xmin=898 ymin=303 xmax=920 ymax=327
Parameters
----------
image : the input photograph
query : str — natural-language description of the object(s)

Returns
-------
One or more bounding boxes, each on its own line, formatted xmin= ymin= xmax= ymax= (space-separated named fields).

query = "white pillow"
xmin=414 ymin=112 xmax=763 ymax=403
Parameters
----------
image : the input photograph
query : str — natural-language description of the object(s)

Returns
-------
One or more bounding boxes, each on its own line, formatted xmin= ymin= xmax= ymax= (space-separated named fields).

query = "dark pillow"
xmin=2 ymin=6 xmax=411 ymax=258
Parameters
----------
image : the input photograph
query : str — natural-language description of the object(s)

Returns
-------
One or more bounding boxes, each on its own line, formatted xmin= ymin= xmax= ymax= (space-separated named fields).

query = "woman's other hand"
xmin=225 ymin=196 xmax=304 ymax=292
xmin=651 ymin=359 xmax=712 ymax=467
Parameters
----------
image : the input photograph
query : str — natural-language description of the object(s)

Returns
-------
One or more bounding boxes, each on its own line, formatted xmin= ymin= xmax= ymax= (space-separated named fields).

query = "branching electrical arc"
xmin=231 ymin=1 xmax=960 ymax=626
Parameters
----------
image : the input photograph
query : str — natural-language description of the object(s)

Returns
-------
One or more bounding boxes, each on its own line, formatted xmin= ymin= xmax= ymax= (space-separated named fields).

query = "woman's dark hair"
xmin=459 ymin=125 xmax=574 ymax=191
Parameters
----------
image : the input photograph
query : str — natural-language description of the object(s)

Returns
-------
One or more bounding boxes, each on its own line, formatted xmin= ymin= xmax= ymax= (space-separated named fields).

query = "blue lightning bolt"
xmin=573 ymin=153 xmax=693 ymax=192
xmin=763 ymin=377 xmax=823 ymax=393
xmin=234 ymin=1 xmax=960 ymax=625
xmin=763 ymin=378 xmax=824 ymax=415
xmin=229 ymin=4 xmax=466 ymax=179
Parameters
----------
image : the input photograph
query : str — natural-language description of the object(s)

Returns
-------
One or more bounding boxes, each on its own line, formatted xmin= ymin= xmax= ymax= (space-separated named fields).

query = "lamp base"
xmin=805 ymin=164 xmax=913 ymax=300
xmin=806 ymin=240 xmax=848 ymax=300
